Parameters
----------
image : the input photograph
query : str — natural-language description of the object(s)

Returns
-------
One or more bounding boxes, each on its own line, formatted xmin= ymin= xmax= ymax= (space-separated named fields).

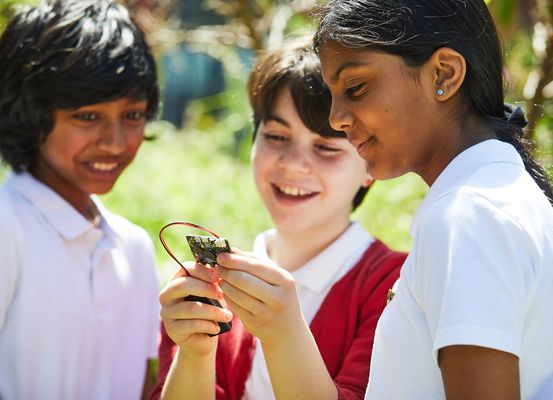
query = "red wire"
xmin=159 ymin=221 xmax=221 ymax=276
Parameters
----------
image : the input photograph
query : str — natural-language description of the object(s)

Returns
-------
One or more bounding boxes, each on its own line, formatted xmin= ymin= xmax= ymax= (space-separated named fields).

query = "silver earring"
xmin=437 ymin=88 xmax=444 ymax=96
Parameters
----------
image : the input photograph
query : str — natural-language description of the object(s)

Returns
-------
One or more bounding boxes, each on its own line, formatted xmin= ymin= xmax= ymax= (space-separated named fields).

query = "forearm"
xmin=261 ymin=323 xmax=338 ymax=400
xmin=160 ymin=347 xmax=217 ymax=400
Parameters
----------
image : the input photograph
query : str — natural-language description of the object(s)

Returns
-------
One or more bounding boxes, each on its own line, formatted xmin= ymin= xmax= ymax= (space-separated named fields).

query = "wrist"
xmin=260 ymin=318 xmax=311 ymax=348
xmin=177 ymin=339 xmax=218 ymax=362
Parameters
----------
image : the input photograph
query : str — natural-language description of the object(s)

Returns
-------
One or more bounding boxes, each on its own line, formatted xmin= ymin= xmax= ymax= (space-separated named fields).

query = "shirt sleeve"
xmin=415 ymin=190 xmax=536 ymax=358
xmin=0 ymin=206 xmax=21 ymax=330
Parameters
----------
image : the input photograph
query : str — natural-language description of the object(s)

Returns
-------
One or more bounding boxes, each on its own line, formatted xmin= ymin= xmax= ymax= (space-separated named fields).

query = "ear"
xmin=363 ymin=171 xmax=374 ymax=188
xmin=429 ymin=47 xmax=466 ymax=101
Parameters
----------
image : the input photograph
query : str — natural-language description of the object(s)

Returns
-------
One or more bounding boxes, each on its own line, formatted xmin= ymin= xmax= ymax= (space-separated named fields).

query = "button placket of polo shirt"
xmin=89 ymin=233 xmax=126 ymax=311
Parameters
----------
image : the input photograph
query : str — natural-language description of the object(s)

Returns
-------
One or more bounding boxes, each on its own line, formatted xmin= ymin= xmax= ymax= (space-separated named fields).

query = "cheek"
xmin=250 ymin=146 xmax=268 ymax=188
xmin=125 ymin=131 xmax=145 ymax=157
xmin=40 ymin=131 xmax=88 ymax=164
xmin=321 ymin=157 xmax=367 ymax=189
xmin=251 ymin=143 xmax=275 ymax=174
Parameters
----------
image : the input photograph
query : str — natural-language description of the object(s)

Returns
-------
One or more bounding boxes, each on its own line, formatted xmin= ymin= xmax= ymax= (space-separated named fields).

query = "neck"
xmin=30 ymin=157 xmax=92 ymax=218
xmin=269 ymin=220 xmax=351 ymax=272
xmin=420 ymin=115 xmax=496 ymax=186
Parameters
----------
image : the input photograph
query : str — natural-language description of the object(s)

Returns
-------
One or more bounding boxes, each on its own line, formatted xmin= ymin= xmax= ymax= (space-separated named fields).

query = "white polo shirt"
xmin=366 ymin=140 xmax=553 ymax=399
xmin=243 ymin=222 xmax=374 ymax=400
xmin=0 ymin=172 xmax=160 ymax=400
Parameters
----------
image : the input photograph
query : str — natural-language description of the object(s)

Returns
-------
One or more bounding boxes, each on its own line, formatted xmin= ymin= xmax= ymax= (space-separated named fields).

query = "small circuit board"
xmin=186 ymin=235 xmax=231 ymax=266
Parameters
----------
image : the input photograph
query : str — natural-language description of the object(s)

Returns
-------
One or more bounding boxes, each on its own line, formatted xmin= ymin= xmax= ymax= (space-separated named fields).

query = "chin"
xmin=87 ymin=182 xmax=117 ymax=196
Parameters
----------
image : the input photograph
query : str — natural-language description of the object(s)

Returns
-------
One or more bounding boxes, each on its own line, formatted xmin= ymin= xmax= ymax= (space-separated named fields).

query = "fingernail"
xmin=223 ymin=309 xmax=233 ymax=321
xmin=217 ymin=253 xmax=228 ymax=265
xmin=208 ymin=269 xmax=218 ymax=281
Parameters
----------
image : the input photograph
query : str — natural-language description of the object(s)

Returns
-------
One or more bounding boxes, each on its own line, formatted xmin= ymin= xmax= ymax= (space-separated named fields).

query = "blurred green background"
xmin=1 ymin=0 xmax=552 ymax=285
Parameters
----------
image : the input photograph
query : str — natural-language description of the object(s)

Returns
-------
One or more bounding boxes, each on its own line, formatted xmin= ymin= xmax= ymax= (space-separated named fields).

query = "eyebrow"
xmin=265 ymin=114 xmax=290 ymax=128
xmin=331 ymin=61 xmax=368 ymax=82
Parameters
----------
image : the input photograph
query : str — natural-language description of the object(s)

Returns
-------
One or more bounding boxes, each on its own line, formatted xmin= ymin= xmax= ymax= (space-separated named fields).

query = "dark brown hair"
xmin=247 ymin=39 xmax=370 ymax=210
xmin=0 ymin=0 xmax=159 ymax=172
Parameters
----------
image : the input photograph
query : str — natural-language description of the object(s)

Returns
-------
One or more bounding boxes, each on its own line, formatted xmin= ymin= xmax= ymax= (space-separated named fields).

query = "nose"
xmin=97 ymin=121 xmax=126 ymax=153
xmin=277 ymin=143 xmax=312 ymax=174
xmin=328 ymin=98 xmax=353 ymax=133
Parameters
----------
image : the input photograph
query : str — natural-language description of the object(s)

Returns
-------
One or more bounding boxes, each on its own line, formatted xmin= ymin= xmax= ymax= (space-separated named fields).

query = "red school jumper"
xmin=151 ymin=240 xmax=406 ymax=400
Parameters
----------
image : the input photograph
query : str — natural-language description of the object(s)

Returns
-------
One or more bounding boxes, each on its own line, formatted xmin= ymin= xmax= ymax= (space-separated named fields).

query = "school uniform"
xmin=366 ymin=139 xmax=553 ymax=399
xmin=0 ymin=172 xmax=159 ymax=400
xmin=152 ymin=222 xmax=406 ymax=400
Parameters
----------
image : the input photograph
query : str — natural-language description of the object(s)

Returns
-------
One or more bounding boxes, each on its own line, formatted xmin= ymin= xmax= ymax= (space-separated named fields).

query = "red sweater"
xmin=151 ymin=240 xmax=405 ymax=400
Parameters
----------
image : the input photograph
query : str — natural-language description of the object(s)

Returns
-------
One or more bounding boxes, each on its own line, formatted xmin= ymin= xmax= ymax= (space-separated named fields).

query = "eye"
xmin=345 ymin=83 xmax=365 ymax=98
xmin=263 ymin=133 xmax=288 ymax=143
xmin=124 ymin=110 xmax=146 ymax=120
xmin=73 ymin=112 xmax=99 ymax=122
xmin=315 ymin=143 xmax=342 ymax=154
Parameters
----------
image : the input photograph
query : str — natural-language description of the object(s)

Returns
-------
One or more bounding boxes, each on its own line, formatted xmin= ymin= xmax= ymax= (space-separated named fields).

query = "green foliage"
xmin=0 ymin=0 xmax=37 ymax=32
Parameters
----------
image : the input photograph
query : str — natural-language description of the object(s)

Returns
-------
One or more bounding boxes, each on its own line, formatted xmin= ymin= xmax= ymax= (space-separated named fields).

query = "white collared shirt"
xmin=242 ymin=222 xmax=374 ymax=400
xmin=0 ymin=172 xmax=159 ymax=400
xmin=366 ymin=140 xmax=553 ymax=399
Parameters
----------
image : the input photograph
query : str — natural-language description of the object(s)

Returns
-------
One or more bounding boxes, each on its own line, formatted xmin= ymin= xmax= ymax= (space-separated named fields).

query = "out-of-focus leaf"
xmin=498 ymin=0 xmax=516 ymax=25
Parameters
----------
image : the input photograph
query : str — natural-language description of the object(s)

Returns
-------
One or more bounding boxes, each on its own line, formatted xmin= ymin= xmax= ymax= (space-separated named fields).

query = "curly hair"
xmin=248 ymin=39 xmax=370 ymax=211
xmin=0 ymin=0 xmax=159 ymax=172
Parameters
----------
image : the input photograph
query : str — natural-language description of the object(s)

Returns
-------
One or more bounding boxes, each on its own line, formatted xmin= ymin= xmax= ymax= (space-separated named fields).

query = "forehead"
xmin=319 ymin=41 xmax=392 ymax=85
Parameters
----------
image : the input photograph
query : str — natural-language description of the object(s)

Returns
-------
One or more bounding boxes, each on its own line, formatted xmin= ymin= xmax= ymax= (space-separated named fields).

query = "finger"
xmin=223 ymin=295 xmax=254 ymax=324
xmin=216 ymin=252 xmax=289 ymax=286
xmin=229 ymin=247 xmax=256 ymax=258
xmin=184 ymin=261 xmax=220 ymax=283
xmin=161 ymin=298 xmax=233 ymax=325
xmin=164 ymin=318 xmax=222 ymax=339
xmin=216 ymin=267 xmax=276 ymax=305
xmin=168 ymin=266 xmax=188 ymax=281
xmin=159 ymin=275 xmax=223 ymax=306
xmin=220 ymin=280 xmax=265 ymax=316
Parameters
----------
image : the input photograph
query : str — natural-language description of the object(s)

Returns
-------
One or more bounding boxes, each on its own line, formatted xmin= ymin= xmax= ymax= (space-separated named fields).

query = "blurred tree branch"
xmin=524 ymin=0 xmax=553 ymax=141
xmin=123 ymin=0 xmax=318 ymax=54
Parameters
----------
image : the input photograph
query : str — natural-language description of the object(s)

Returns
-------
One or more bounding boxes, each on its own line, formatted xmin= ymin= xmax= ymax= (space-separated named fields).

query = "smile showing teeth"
xmin=276 ymin=184 xmax=315 ymax=197
xmin=91 ymin=162 xmax=118 ymax=172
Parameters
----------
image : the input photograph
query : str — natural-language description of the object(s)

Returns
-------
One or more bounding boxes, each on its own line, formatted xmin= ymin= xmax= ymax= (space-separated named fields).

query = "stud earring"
xmin=436 ymin=88 xmax=444 ymax=96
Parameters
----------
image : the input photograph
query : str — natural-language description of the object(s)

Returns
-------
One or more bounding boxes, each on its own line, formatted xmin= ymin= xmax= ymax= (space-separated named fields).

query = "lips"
xmin=354 ymin=136 xmax=375 ymax=158
xmin=272 ymin=183 xmax=319 ymax=201
xmin=91 ymin=162 xmax=118 ymax=172
xmin=83 ymin=159 xmax=124 ymax=177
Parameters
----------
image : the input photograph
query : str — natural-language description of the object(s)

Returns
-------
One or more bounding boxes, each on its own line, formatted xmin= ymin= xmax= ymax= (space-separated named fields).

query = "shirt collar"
xmin=253 ymin=221 xmax=373 ymax=293
xmin=410 ymin=139 xmax=523 ymax=235
xmin=6 ymin=172 xmax=121 ymax=242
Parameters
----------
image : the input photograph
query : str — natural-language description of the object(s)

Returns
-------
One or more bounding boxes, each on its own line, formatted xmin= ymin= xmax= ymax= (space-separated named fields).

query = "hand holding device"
xmin=159 ymin=222 xmax=233 ymax=336
xmin=185 ymin=235 xmax=232 ymax=336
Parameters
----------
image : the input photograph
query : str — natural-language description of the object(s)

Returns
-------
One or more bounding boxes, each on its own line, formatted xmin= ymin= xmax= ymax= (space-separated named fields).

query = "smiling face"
xmin=31 ymin=97 xmax=147 ymax=214
xmin=251 ymin=86 xmax=371 ymax=236
xmin=320 ymin=41 xmax=449 ymax=184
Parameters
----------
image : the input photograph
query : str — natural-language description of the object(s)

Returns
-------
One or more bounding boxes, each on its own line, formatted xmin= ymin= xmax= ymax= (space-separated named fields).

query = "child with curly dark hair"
xmin=0 ymin=0 xmax=160 ymax=398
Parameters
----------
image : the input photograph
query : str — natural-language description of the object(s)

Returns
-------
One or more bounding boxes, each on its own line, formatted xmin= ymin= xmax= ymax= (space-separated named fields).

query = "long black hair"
xmin=314 ymin=0 xmax=553 ymax=205
xmin=0 ymin=0 xmax=159 ymax=173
